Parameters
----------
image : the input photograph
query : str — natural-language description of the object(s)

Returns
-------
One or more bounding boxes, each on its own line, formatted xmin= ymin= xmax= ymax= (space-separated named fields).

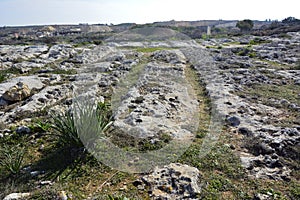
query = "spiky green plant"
xmin=72 ymin=100 xmax=113 ymax=148
xmin=0 ymin=145 xmax=25 ymax=174
xmin=50 ymin=101 xmax=113 ymax=149
xmin=107 ymin=195 xmax=130 ymax=200
xmin=51 ymin=110 xmax=83 ymax=148
xmin=97 ymin=101 xmax=113 ymax=131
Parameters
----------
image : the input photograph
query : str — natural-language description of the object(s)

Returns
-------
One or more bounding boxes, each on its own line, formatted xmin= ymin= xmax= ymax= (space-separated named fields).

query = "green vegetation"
xmin=0 ymin=67 xmax=21 ymax=83
xmin=180 ymin=66 xmax=300 ymax=199
xmin=201 ymin=33 xmax=210 ymax=40
xmin=206 ymin=45 xmax=223 ymax=49
xmin=257 ymin=59 xmax=295 ymax=70
xmin=138 ymin=132 xmax=172 ymax=152
xmin=235 ymin=46 xmax=257 ymax=58
xmin=30 ymin=120 xmax=52 ymax=133
xmin=248 ymin=37 xmax=272 ymax=45
xmin=50 ymin=110 xmax=83 ymax=148
xmin=50 ymin=101 xmax=113 ymax=149
xmin=73 ymin=40 xmax=103 ymax=47
xmin=107 ymin=194 xmax=131 ymax=200
xmin=240 ymin=84 xmax=300 ymax=107
xmin=0 ymin=144 xmax=25 ymax=174
xmin=0 ymin=72 xmax=5 ymax=83
xmin=290 ymin=182 xmax=300 ymax=199
xmin=236 ymin=83 xmax=300 ymax=128
xmin=236 ymin=19 xmax=254 ymax=31
xmin=134 ymin=47 xmax=174 ymax=53
xmin=282 ymin=16 xmax=300 ymax=23
xmin=0 ymin=38 xmax=299 ymax=199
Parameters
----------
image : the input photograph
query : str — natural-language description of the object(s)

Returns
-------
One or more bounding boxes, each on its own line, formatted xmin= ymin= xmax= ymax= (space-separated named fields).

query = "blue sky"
xmin=0 ymin=0 xmax=299 ymax=26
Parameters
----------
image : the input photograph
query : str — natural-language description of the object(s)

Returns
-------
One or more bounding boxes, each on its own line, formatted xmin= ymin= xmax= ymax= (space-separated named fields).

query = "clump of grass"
xmin=51 ymin=101 xmax=113 ymax=149
xmin=290 ymin=182 xmax=300 ymax=199
xmin=0 ymin=144 xmax=25 ymax=174
xmin=0 ymin=67 xmax=21 ymax=83
xmin=51 ymin=110 xmax=83 ymax=148
xmin=97 ymin=101 xmax=113 ymax=128
xmin=107 ymin=195 xmax=131 ymax=200
xmin=28 ymin=119 xmax=52 ymax=133
xmin=0 ymin=72 xmax=5 ymax=83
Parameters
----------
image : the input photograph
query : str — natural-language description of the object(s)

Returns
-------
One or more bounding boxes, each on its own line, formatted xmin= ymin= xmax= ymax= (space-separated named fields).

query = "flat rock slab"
xmin=112 ymin=50 xmax=199 ymax=140
xmin=0 ymin=75 xmax=45 ymax=96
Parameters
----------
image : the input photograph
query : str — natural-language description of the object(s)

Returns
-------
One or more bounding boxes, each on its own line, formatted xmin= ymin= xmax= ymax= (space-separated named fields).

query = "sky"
xmin=0 ymin=0 xmax=299 ymax=26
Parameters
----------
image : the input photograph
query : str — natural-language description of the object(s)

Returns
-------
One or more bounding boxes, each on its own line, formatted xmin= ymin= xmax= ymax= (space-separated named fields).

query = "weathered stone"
xmin=238 ymin=127 xmax=254 ymax=137
xmin=2 ymin=82 xmax=31 ymax=102
xmin=16 ymin=126 xmax=31 ymax=134
xmin=3 ymin=193 xmax=31 ymax=200
xmin=254 ymin=193 xmax=272 ymax=200
xmin=227 ymin=116 xmax=241 ymax=127
xmin=58 ymin=191 xmax=68 ymax=200
xmin=142 ymin=163 xmax=201 ymax=200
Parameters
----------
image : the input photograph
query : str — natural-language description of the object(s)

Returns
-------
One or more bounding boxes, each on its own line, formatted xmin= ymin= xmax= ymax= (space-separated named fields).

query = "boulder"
xmin=2 ymin=82 xmax=31 ymax=102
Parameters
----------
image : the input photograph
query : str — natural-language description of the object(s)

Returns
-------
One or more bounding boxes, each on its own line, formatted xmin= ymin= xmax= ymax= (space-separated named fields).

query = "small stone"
xmin=23 ymin=166 xmax=32 ymax=172
xmin=39 ymin=144 xmax=45 ymax=151
xmin=119 ymin=186 xmax=127 ymax=191
xmin=137 ymin=185 xmax=145 ymax=190
xmin=112 ymin=61 xmax=122 ymax=66
xmin=30 ymin=171 xmax=44 ymax=177
xmin=3 ymin=193 xmax=31 ymax=200
xmin=254 ymin=193 xmax=271 ymax=200
xmin=238 ymin=127 xmax=254 ymax=137
xmin=280 ymin=99 xmax=290 ymax=105
xmin=259 ymin=143 xmax=274 ymax=155
xmin=40 ymin=181 xmax=53 ymax=185
xmin=16 ymin=126 xmax=31 ymax=135
xmin=59 ymin=191 xmax=68 ymax=200
xmin=227 ymin=116 xmax=241 ymax=127
xmin=3 ymin=129 xmax=12 ymax=134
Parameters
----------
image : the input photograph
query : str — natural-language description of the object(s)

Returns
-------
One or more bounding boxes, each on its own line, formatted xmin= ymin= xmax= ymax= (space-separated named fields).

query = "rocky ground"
xmin=0 ymin=28 xmax=299 ymax=199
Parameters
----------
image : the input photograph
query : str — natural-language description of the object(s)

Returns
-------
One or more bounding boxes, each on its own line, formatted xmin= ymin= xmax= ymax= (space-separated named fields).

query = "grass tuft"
xmin=50 ymin=110 xmax=83 ymax=148
xmin=0 ymin=144 xmax=25 ymax=175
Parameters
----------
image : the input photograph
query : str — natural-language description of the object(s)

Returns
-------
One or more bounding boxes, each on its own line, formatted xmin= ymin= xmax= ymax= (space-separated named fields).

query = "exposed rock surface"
xmin=2 ymin=82 xmax=31 ymax=102
xmin=142 ymin=163 xmax=201 ymax=200
xmin=113 ymin=50 xmax=198 ymax=140
xmin=0 ymin=29 xmax=299 ymax=199
xmin=183 ymin=31 xmax=300 ymax=180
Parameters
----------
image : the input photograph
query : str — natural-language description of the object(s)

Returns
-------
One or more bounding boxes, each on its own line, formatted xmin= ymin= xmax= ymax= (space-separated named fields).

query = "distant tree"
xmin=236 ymin=19 xmax=254 ymax=31
xmin=282 ymin=17 xmax=300 ymax=23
